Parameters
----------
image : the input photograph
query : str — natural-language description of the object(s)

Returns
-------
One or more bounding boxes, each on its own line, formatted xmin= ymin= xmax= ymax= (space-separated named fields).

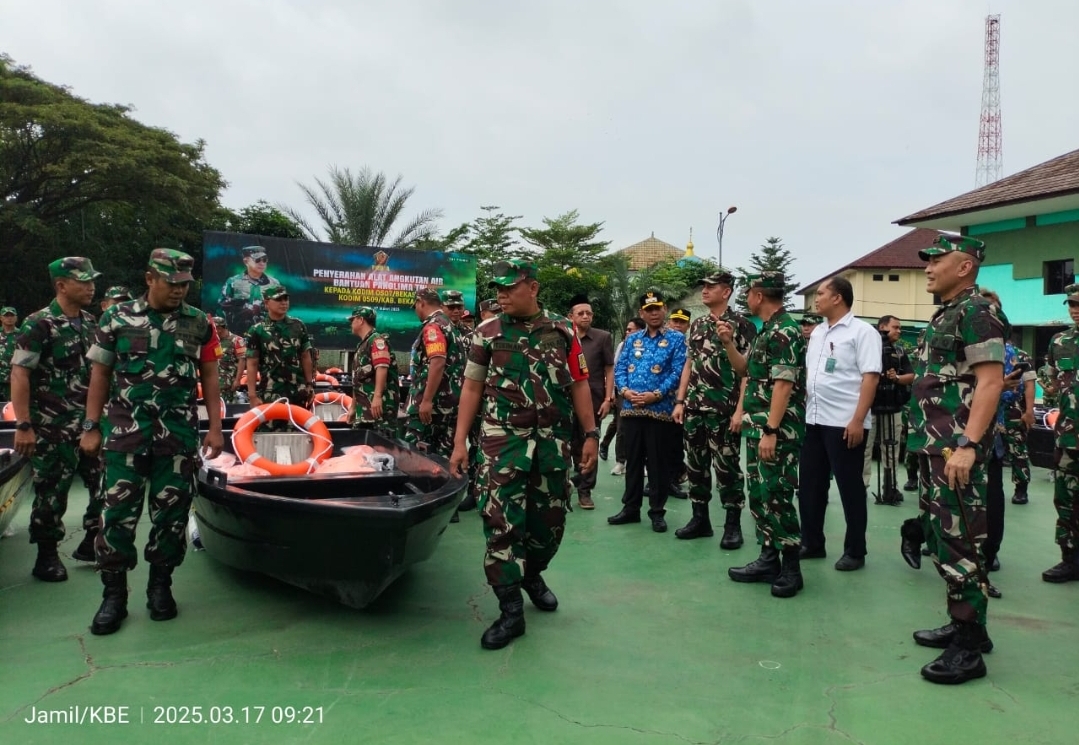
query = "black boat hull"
xmin=0 ymin=425 xmax=33 ymax=538
xmin=194 ymin=425 xmax=465 ymax=608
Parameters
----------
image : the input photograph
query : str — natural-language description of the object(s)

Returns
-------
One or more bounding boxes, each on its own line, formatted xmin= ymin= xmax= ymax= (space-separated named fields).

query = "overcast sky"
xmin=4 ymin=0 xmax=1077 ymax=285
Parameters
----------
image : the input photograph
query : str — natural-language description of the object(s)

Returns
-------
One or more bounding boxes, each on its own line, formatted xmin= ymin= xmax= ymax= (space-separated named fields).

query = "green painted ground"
xmin=1 ymin=463 xmax=1077 ymax=745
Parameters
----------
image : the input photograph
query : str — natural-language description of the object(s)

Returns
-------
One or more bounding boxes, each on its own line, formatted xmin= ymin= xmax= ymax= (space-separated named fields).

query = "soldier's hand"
xmin=78 ymin=430 xmax=101 ymax=458
xmin=729 ymin=410 xmax=744 ymax=434
xmin=202 ymin=429 xmax=224 ymax=461
xmin=418 ymin=400 xmax=434 ymax=424
xmin=672 ymin=403 xmax=685 ymax=424
xmin=371 ymin=398 xmax=383 ymax=419
xmin=1021 ymin=411 xmax=1034 ymax=431
xmin=716 ymin=321 xmax=733 ymax=344
xmin=14 ymin=427 xmax=36 ymax=457
xmin=944 ymin=446 xmax=975 ymax=490
xmin=759 ymin=433 xmax=777 ymax=462
xmin=448 ymin=442 xmax=468 ymax=477
xmin=580 ymin=438 xmax=598 ymax=473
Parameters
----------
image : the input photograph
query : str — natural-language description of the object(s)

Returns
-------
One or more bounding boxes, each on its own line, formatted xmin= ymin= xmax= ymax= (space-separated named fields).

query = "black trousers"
xmin=571 ymin=392 xmax=605 ymax=494
xmin=984 ymin=448 xmax=1006 ymax=564
xmin=620 ymin=416 xmax=678 ymax=517
xmin=798 ymin=424 xmax=869 ymax=558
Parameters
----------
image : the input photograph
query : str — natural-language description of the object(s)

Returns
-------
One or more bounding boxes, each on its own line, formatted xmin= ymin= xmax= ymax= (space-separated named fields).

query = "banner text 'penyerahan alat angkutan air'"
xmin=201 ymin=231 xmax=476 ymax=352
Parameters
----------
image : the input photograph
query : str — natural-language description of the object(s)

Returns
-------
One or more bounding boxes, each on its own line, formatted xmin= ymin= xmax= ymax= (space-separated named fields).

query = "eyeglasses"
xmin=1068 ymin=300 xmax=1079 ymax=308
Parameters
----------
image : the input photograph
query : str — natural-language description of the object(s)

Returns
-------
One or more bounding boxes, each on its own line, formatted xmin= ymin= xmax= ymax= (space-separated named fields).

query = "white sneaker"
xmin=611 ymin=462 xmax=625 ymax=476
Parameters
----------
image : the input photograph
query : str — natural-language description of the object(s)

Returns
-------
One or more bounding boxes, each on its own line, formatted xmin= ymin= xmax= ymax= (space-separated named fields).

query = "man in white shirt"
xmin=798 ymin=276 xmax=881 ymax=571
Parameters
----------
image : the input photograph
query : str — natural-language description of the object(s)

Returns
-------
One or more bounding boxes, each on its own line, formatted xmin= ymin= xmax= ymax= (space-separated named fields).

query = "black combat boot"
xmin=920 ymin=621 xmax=989 ymax=684
xmin=90 ymin=571 xmax=129 ymax=635
xmin=771 ymin=547 xmax=804 ymax=598
xmin=146 ymin=565 xmax=178 ymax=621
xmin=480 ymin=583 xmax=526 ymax=650
xmin=521 ymin=573 xmax=558 ymax=611
xmin=32 ymin=541 xmax=68 ymax=582
xmin=1041 ymin=549 xmax=1079 ymax=583
xmin=1011 ymin=482 xmax=1028 ymax=505
xmin=457 ymin=493 xmax=477 ymax=512
xmin=675 ymin=503 xmax=713 ymax=540
xmin=913 ymin=620 xmax=994 ymax=652
xmin=728 ymin=545 xmax=780 ymax=583
xmin=71 ymin=529 xmax=98 ymax=563
xmin=900 ymin=518 xmax=925 ymax=570
xmin=719 ymin=508 xmax=744 ymax=550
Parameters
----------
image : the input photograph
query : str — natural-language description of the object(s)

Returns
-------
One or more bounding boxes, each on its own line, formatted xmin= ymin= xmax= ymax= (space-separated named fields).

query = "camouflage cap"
xmin=212 ymin=316 xmax=227 ymax=325
xmin=489 ymin=259 xmax=538 ymax=288
xmin=414 ymin=287 xmax=442 ymax=304
xmin=148 ymin=249 xmax=195 ymax=283
xmin=263 ymin=285 xmax=289 ymax=301
xmin=799 ymin=313 xmax=824 ymax=325
xmin=48 ymin=257 xmax=102 ymax=282
xmin=350 ymin=305 xmax=377 ymax=324
xmin=698 ymin=271 xmax=736 ymax=286
xmin=1063 ymin=283 xmax=1079 ymax=303
xmin=0 ymin=306 xmax=15 ymax=316
xmin=242 ymin=245 xmax=268 ymax=259
xmin=104 ymin=285 xmax=131 ymax=301
xmin=479 ymin=298 xmax=501 ymax=313
xmin=744 ymin=272 xmax=786 ymax=292
xmin=668 ymin=308 xmax=691 ymax=322
xmin=918 ymin=234 xmax=986 ymax=262
xmin=441 ymin=290 xmax=465 ymax=306
xmin=639 ymin=290 xmax=665 ymax=309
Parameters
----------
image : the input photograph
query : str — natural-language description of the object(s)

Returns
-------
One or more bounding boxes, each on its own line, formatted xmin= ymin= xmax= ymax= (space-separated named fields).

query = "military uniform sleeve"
xmin=298 ymin=322 xmax=313 ymax=354
xmin=568 ymin=333 xmax=588 ymax=382
xmin=422 ymin=323 xmax=448 ymax=360
xmin=10 ymin=317 xmax=44 ymax=369
xmin=245 ymin=327 xmax=262 ymax=358
xmin=86 ymin=308 xmax=119 ymax=368
xmin=201 ymin=322 xmax=223 ymax=363
xmin=769 ymin=325 xmax=801 ymax=383
xmin=370 ymin=336 xmax=393 ymax=368
xmin=962 ymin=304 xmax=1006 ymax=366
xmin=463 ymin=329 xmax=490 ymax=381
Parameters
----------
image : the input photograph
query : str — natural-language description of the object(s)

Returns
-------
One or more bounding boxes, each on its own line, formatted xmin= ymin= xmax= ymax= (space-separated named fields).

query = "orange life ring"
xmin=314 ymin=373 xmax=339 ymax=386
xmin=312 ymin=391 xmax=353 ymax=422
xmin=231 ymin=403 xmax=334 ymax=476
xmin=1 ymin=402 xmax=14 ymax=421
xmin=238 ymin=371 xmax=261 ymax=386
xmin=1046 ymin=408 xmax=1060 ymax=429
xmin=326 ymin=366 xmax=343 ymax=375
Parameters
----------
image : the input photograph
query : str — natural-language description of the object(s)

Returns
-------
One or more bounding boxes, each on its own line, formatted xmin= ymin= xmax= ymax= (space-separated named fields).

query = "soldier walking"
xmin=672 ymin=271 xmax=755 ymax=547
xmin=724 ymin=273 xmax=807 ymax=598
xmin=9 ymin=258 xmax=105 ymax=580
xmin=906 ymin=236 xmax=1004 ymax=685
xmin=449 ymin=260 xmax=597 ymax=650
xmin=80 ymin=249 xmax=224 ymax=635
xmin=347 ymin=306 xmax=399 ymax=435
xmin=245 ymin=286 xmax=315 ymax=408
xmin=404 ymin=288 xmax=463 ymax=458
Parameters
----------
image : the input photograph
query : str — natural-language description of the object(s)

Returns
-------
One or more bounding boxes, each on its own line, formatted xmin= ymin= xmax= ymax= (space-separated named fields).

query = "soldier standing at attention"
xmin=449 ymin=259 xmax=597 ymax=650
xmin=906 ymin=235 xmax=1004 ymax=685
xmin=80 ymin=249 xmax=224 ymax=635
xmin=348 ymin=306 xmax=399 ymax=434
xmin=404 ymin=288 xmax=462 ymax=457
xmin=245 ymin=286 xmax=315 ymax=408
xmin=100 ymin=286 xmax=131 ymax=313
xmin=213 ymin=316 xmax=245 ymax=402
xmin=673 ymin=272 xmax=755 ymax=546
xmin=724 ymin=272 xmax=807 ymax=598
xmin=1040 ymin=283 xmax=1079 ymax=584
xmin=10 ymin=258 xmax=105 ymax=580
xmin=0 ymin=306 xmax=18 ymax=401
xmin=218 ymin=245 xmax=281 ymax=331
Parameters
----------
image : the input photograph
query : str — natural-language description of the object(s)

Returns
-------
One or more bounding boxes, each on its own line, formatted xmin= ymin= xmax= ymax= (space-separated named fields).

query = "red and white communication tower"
xmin=975 ymin=14 xmax=1002 ymax=186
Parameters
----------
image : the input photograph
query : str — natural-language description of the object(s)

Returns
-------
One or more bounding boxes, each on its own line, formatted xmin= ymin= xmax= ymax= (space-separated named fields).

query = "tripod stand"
xmin=872 ymin=410 xmax=903 ymax=506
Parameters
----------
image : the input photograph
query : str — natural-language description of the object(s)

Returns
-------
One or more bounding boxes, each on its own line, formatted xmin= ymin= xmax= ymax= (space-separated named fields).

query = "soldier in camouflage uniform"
xmin=404 ymin=288 xmax=463 ymax=458
xmin=348 ymin=306 xmax=399 ymax=434
xmin=1040 ymin=283 xmax=1079 ymax=584
xmin=1000 ymin=342 xmax=1035 ymax=504
xmin=672 ymin=271 xmax=755 ymax=547
xmin=724 ymin=272 xmax=807 ymax=598
xmin=442 ymin=289 xmax=466 ymax=330
xmin=218 ymin=245 xmax=282 ymax=332
xmin=245 ymin=285 xmax=315 ymax=408
xmin=10 ymin=258 xmax=104 ymax=582
xmin=902 ymin=236 xmax=1004 ymax=685
xmin=449 ymin=259 xmax=597 ymax=650
xmin=100 ymin=285 xmax=131 ymax=313
xmin=80 ymin=249 xmax=224 ymax=635
xmin=1036 ymin=362 xmax=1059 ymax=408
xmin=0 ymin=306 xmax=18 ymax=401
xmin=212 ymin=316 xmax=244 ymax=402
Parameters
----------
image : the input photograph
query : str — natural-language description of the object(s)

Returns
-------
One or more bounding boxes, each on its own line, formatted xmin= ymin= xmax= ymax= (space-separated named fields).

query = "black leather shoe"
xmin=1011 ymin=493 xmax=1028 ymax=505
xmin=71 ymin=530 xmax=98 ymax=563
xmin=32 ymin=541 xmax=68 ymax=582
xmin=920 ymin=645 xmax=987 ymax=685
xmin=521 ymin=574 xmax=558 ymax=612
xmin=667 ymin=484 xmax=688 ymax=500
xmin=799 ymin=545 xmax=827 ymax=559
xmin=728 ymin=546 xmax=781 ymax=583
xmin=598 ymin=446 xmax=608 ymax=461
xmin=607 ymin=508 xmax=641 ymax=525
xmin=988 ymin=555 xmax=1001 ymax=572
xmin=1042 ymin=557 xmax=1079 ymax=583
xmin=986 ymin=583 xmax=1002 ymax=599
xmin=902 ymin=478 xmax=918 ymax=492
xmin=651 ymin=516 xmax=668 ymax=533
xmin=834 ymin=554 xmax=865 ymax=571
xmin=900 ymin=518 xmax=924 ymax=570
xmin=913 ymin=622 xmax=994 ymax=653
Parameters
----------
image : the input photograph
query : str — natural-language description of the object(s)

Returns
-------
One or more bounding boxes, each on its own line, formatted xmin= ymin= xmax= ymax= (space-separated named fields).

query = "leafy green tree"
xmin=0 ymin=55 xmax=226 ymax=311
xmin=221 ymin=200 xmax=306 ymax=240
xmin=459 ymin=206 xmax=528 ymax=296
xmin=284 ymin=166 xmax=442 ymax=248
xmin=519 ymin=210 xmax=612 ymax=325
xmin=735 ymin=236 xmax=797 ymax=312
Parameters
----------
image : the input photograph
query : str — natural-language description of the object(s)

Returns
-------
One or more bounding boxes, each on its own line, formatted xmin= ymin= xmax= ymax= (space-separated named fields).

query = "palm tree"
xmin=283 ymin=166 xmax=443 ymax=248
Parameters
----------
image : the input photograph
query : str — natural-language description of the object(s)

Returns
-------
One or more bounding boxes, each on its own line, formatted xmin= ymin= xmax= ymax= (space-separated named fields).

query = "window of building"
xmin=888 ymin=274 xmax=900 ymax=282
xmin=872 ymin=274 xmax=884 ymax=281
xmin=1044 ymin=259 xmax=1074 ymax=295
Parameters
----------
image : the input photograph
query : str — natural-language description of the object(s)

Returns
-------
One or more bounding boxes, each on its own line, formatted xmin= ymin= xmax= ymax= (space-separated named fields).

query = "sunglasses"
xmin=1068 ymin=300 xmax=1079 ymax=308
xmin=270 ymin=295 xmax=289 ymax=302
xmin=252 ymin=257 xmax=269 ymax=264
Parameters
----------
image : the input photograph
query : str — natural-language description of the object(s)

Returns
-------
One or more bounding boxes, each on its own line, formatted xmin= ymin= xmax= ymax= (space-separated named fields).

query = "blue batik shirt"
xmin=614 ymin=327 xmax=686 ymax=421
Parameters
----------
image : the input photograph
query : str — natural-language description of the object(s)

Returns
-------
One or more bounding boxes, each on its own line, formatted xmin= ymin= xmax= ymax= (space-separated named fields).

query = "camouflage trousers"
xmin=480 ymin=430 xmax=570 ymax=587
xmin=745 ymin=437 xmax=800 ymax=549
xmin=29 ymin=439 xmax=104 ymax=543
xmin=1002 ymin=418 xmax=1030 ymax=486
xmin=95 ymin=450 xmax=198 ymax=572
xmin=918 ymin=454 xmax=989 ymax=626
xmin=403 ymin=413 xmax=456 ymax=459
xmin=1053 ymin=448 xmax=1079 ymax=552
xmin=684 ymin=409 xmax=744 ymax=509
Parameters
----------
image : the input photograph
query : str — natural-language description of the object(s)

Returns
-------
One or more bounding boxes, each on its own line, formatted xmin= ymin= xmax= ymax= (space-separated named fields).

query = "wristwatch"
xmin=81 ymin=419 xmax=99 ymax=432
xmin=584 ymin=428 xmax=600 ymax=440
xmin=956 ymin=435 xmax=979 ymax=454
xmin=16 ymin=421 xmax=32 ymax=432
xmin=761 ymin=423 xmax=780 ymax=436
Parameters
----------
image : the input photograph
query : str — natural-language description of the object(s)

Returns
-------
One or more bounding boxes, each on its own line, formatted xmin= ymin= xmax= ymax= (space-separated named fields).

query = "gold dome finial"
xmin=684 ymin=227 xmax=695 ymax=257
